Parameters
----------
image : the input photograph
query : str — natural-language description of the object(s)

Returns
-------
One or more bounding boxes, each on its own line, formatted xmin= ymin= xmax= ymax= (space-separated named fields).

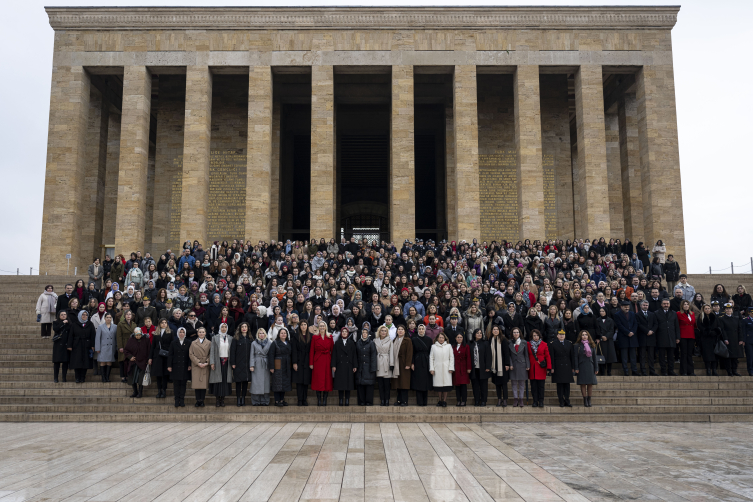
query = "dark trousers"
xmin=679 ymin=339 xmax=696 ymax=375
xmin=745 ymin=342 xmax=753 ymax=375
xmin=173 ymin=380 xmax=187 ymax=403
xmin=53 ymin=362 xmax=69 ymax=380
xmin=415 ymin=390 xmax=428 ymax=406
xmin=41 ymin=323 xmax=52 ymax=337
xmin=530 ymin=379 xmax=545 ymax=404
xmin=639 ymin=346 xmax=657 ymax=375
xmin=723 ymin=357 xmax=739 ymax=375
xmin=556 ymin=383 xmax=570 ymax=405
xmin=377 ymin=377 xmax=390 ymax=402
xmin=236 ymin=381 xmax=248 ymax=398
xmin=471 ymin=376 xmax=488 ymax=404
xmin=621 ymin=348 xmax=638 ymax=375
xmin=657 ymin=347 xmax=675 ymax=375
xmin=155 ymin=376 xmax=167 ymax=393
xmin=275 ymin=391 xmax=286 ymax=402
xmin=195 ymin=389 xmax=206 ymax=403
xmin=357 ymin=384 xmax=374 ymax=405
xmin=397 ymin=389 xmax=409 ymax=404
xmin=297 ymin=384 xmax=308 ymax=402
xmin=119 ymin=361 xmax=126 ymax=379
xmin=455 ymin=384 xmax=467 ymax=404
xmin=74 ymin=368 xmax=87 ymax=381
xmin=495 ymin=383 xmax=508 ymax=401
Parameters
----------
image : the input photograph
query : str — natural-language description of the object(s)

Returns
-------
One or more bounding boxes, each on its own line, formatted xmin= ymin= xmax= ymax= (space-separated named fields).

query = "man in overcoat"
xmin=654 ymin=299 xmax=680 ymax=376
xmin=636 ymin=300 xmax=658 ymax=376
xmin=613 ymin=300 xmax=639 ymax=376
xmin=548 ymin=330 xmax=574 ymax=407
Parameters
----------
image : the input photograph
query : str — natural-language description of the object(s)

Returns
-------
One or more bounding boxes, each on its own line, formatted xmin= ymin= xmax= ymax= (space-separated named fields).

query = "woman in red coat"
xmin=677 ymin=300 xmax=697 ymax=376
xmin=309 ymin=324 xmax=334 ymax=406
xmin=452 ymin=332 xmax=472 ymax=407
xmin=527 ymin=329 xmax=551 ymax=407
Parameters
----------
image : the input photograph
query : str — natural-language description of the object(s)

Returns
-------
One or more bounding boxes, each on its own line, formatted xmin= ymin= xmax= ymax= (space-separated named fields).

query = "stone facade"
xmin=39 ymin=6 xmax=688 ymax=272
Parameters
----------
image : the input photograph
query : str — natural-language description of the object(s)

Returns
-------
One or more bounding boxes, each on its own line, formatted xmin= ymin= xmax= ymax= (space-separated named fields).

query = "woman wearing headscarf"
xmin=167 ymin=327 xmax=191 ymax=408
xmin=332 ymin=326 xmax=358 ymax=406
xmin=124 ymin=327 xmax=151 ymax=398
xmin=573 ymin=330 xmax=598 ymax=407
xmin=68 ymin=310 xmax=95 ymax=384
xmin=189 ymin=327 xmax=211 ymax=407
xmin=390 ymin=324 xmax=413 ymax=406
xmin=94 ymin=312 xmax=117 ymax=383
xmin=526 ymin=329 xmax=551 ymax=408
xmin=52 ymin=310 xmax=71 ymax=383
xmin=291 ymin=321 xmax=312 ymax=406
xmin=452 ymin=331 xmax=471 ymax=407
xmin=469 ymin=328 xmax=493 ymax=407
xmin=595 ymin=306 xmax=617 ymax=376
xmin=411 ymin=323 xmax=433 ymax=406
xmin=269 ymin=327 xmax=293 ymax=406
xmin=209 ymin=323 xmax=234 ymax=407
xmin=150 ymin=318 xmax=172 ymax=398
xmin=36 ymin=284 xmax=58 ymax=338
xmin=230 ymin=322 xmax=253 ymax=407
xmin=355 ymin=325 xmax=377 ymax=406
xmin=374 ymin=325 xmax=394 ymax=406
xmin=309 ymin=324 xmax=334 ymax=406
xmin=488 ymin=324 xmax=511 ymax=407
xmin=250 ymin=328 xmax=272 ymax=406
xmin=508 ymin=327 xmax=529 ymax=407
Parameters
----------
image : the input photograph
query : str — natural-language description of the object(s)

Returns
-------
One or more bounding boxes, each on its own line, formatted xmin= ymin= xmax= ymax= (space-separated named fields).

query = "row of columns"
xmin=40 ymin=63 xmax=685 ymax=274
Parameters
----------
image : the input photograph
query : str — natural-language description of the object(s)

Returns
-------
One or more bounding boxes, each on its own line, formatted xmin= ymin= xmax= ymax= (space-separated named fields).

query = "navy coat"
xmin=613 ymin=310 xmax=639 ymax=349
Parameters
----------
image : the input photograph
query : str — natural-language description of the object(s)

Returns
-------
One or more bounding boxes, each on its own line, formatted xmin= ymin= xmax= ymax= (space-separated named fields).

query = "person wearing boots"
xmin=124 ymin=327 xmax=151 ymax=398
xmin=189 ymin=327 xmax=211 ymax=407
xmin=150 ymin=319 xmax=172 ymax=399
xmin=698 ymin=304 xmax=720 ymax=375
xmin=488 ymin=325 xmax=511 ymax=407
xmin=718 ymin=302 xmax=743 ymax=376
xmin=508 ymin=328 xmax=529 ymax=407
xmin=677 ymin=300 xmax=697 ymax=376
xmin=167 ymin=327 xmax=191 ymax=408
xmin=452 ymin=332 xmax=471 ymax=407
xmin=574 ymin=330 xmax=598 ymax=407
xmin=52 ymin=310 xmax=71 ymax=383
xmin=549 ymin=329 xmax=574 ymax=407
xmin=68 ymin=310 xmax=96 ymax=384
xmin=636 ymin=300 xmax=658 ymax=376
xmin=209 ymin=323 xmax=234 ymax=407
xmin=250 ymin=329 xmax=272 ymax=406
xmin=310 ymin=324 xmax=334 ymax=406
xmin=332 ymin=327 xmax=358 ymax=406
xmin=229 ymin=322 xmax=253 ymax=407
xmin=469 ymin=329 xmax=493 ymax=406
xmin=291 ymin=321 xmax=312 ymax=406
xmin=374 ymin=325 xmax=394 ymax=406
xmin=410 ymin=323 xmax=433 ymax=406
xmin=355 ymin=326 xmax=377 ymax=406
xmin=269 ymin=328 xmax=293 ymax=407
xmin=390 ymin=324 xmax=413 ymax=406
xmin=94 ymin=312 xmax=117 ymax=383
xmin=526 ymin=329 xmax=550 ymax=408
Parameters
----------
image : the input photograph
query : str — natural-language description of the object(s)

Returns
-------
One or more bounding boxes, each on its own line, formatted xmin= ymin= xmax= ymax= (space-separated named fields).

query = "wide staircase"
xmin=1 ymin=274 xmax=752 ymax=423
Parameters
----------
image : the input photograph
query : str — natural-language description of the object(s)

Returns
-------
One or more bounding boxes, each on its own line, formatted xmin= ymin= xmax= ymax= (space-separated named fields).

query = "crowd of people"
xmin=34 ymin=236 xmax=753 ymax=409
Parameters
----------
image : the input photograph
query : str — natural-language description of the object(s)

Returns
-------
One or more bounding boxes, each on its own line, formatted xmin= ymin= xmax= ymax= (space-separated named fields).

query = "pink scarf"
xmin=583 ymin=340 xmax=592 ymax=357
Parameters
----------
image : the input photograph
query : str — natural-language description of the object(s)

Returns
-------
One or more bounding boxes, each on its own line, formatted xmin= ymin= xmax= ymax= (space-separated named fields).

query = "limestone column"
xmin=81 ymin=86 xmax=109 ymax=264
xmin=245 ymin=66 xmax=273 ymax=244
xmin=605 ymin=110 xmax=625 ymax=237
xmin=573 ymin=65 xmax=611 ymax=238
xmin=39 ymin=65 xmax=91 ymax=274
xmin=101 ymin=111 xmax=121 ymax=251
xmin=270 ymin=99 xmax=281 ymax=240
xmin=636 ymin=65 xmax=686 ymax=270
xmin=445 ymin=104 xmax=457 ymax=241
xmin=513 ymin=65 xmax=545 ymax=239
xmin=453 ymin=65 xmax=481 ymax=242
xmin=114 ymin=66 xmax=152 ymax=257
xmin=619 ymin=93 xmax=645 ymax=244
xmin=310 ymin=65 xmax=336 ymax=240
xmin=179 ymin=66 xmax=212 ymax=247
xmin=390 ymin=65 xmax=415 ymax=244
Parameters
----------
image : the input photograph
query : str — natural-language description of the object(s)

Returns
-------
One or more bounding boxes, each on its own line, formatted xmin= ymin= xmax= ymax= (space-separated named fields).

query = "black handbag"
xmin=158 ymin=341 xmax=169 ymax=358
xmin=538 ymin=359 xmax=546 ymax=368
xmin=714 ymin=337 xmax=729 ymax=359
xmin=595 ymin=343 xmax=606 ymax=365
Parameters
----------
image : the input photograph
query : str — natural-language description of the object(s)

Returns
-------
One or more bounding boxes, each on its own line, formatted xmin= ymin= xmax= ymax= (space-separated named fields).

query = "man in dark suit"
xmin=614 ymin=300 xmax=639 ymax=376
xmin=647 ymin=288 xmax=663 ymax=313
xmin=56 ymin=284 xmax=74 ymax=314
xmin=548 ymin=330 xmax=574 ymax=407
xmin=635 ymin=300 xmax=658 ymax=376
xmin=654 ymin=299 xmax=680 ymax=375
xmin=444 ymin=314 xmax=465 ymax=346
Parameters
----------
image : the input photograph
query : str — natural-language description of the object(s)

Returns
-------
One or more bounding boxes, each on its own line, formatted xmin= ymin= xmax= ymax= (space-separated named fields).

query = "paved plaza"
xmin=0 ymin=422 xmax=751 ymax=502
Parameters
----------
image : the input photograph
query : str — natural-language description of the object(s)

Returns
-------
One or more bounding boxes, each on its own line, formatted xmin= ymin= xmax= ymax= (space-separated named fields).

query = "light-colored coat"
xmin=209 ymin=334 xmax=234 ymax=385
xmin=250 ymin=339 xmax=272 ymax=395
xmin=88 ymin=264 xmax=104 ymax=289
xmin=374 ymin=336 xmax=394 ymax=378
xmin=429 ymin=341 xmax=454 ymax=388
xmin=35 ymin=292 xmax=58 ymax=324
xmin=509 ymin=339 xmax=530 ymax=381
xmin=94 ymin=322 xmax=117 ymax=363
xmin=189 ymin=338 xmax=211 ymax=390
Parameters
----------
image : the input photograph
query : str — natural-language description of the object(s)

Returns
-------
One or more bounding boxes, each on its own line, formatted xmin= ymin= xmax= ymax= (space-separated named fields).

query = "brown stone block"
xmin=453 ymin=65 xmax=481 ymax=242
xmin=246 ymin=66 xmax=273 ymax=243
xmin=390 ymin=65 xmax=415 ymax=244
xmin=310 ymin=65 xmax=336 ymax=240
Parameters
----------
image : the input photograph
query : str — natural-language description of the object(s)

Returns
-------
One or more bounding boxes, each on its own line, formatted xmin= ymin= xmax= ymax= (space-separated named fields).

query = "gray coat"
xmin=94 ymin=323 xmax=118 ymax=363
xmin=250 ymin=339 xmax=272 ymax=395
xmin=88 ymin=264 xmax=104 ymax=289
xmin=573 ymin=342 xmax=598 ymax=385
xmin=209 ymin=335 xmax=234 ymax=385
xmin=508 ymin=340 xmax=530 ymax=381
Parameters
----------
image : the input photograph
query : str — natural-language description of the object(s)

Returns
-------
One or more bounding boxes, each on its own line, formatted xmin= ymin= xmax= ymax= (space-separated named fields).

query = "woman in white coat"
xmin=36 ymin=285 xmax=58 ymax=338
xmin=94 ymin=312 xmax=117 ymax=382
xmin=429 ymin=332 xmax=454 ymax=407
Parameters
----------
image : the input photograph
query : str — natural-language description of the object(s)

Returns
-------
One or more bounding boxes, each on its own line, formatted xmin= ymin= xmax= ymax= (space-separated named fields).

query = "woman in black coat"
xmin=697 ymin=305 xmax=720 ymax=375
xmin=355 ymin=327 xmax=378 ymax=406
xmin=595 ymin=307 xmax=618 ymax=376
xmin=523 ymin=309 xmax=544 ymax=341
xmin=291 ymin=321 xmax=312 ymax=406
xmin=167 ymin=328 xmax=192 ymax=407
xmin=268 ymin=328 xmax=293 ymax=406
xmin=562 ymin=309 xmax=579 ymax=344
xmin=410 ymin=323 xmax=433 ymax=406
xmin=549 ymin=330 xmax=574 ymax=407
xmin=150 ymin=318 xmax=173 ymax=399
xmin=68 ymin=310 xmax=95 ymax=383
xmin=331 ymin=327 xmax=358 ymax=406
xmin=468 ymin=329 xmax=492 ymax=406
xmin=229 ymin=322 xmax=253 ymax=407
xmin=573 ymin=330 xmax=598 ymax=407
xmin=718 ymin=304 xmax=743 ymax=376
xmin=488 ymin=325 xmax=511 ymax=407
xmin=52 ymin=310 xmax=71 ymax=383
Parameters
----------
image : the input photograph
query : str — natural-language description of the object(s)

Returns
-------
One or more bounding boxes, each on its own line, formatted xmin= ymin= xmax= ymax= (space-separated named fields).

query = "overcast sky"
xmin=0 ymin=0 xmax=750 ymax=275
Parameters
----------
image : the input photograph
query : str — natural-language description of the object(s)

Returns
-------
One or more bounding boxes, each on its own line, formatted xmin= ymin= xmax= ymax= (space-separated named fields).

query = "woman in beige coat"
xmin=374 ymin=326 xmax=394 ymax=406
xmin=36 ymin=285 xmax=58 ymax=338
xmin=189 ymin=327 xmax=211 ymax=407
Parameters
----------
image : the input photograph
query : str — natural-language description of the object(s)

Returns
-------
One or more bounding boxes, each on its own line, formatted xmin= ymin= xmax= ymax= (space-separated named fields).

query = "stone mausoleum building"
xmin=40 ymin=6 xmax=686 ymax=274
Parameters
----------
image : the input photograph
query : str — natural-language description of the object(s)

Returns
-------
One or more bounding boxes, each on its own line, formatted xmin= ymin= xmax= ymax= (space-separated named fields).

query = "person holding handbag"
xmin=150 ymin=319 xmax=172 ymax=399
xmin=123 ymin=327 xmax=151 ymax=399
xmin=189 ymin=327 xmax=211 ymax=407
xmin=573 ymin=330 xmax=598 ymax=407
xmin=527 ymin=329 xmax=551 ymax=408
